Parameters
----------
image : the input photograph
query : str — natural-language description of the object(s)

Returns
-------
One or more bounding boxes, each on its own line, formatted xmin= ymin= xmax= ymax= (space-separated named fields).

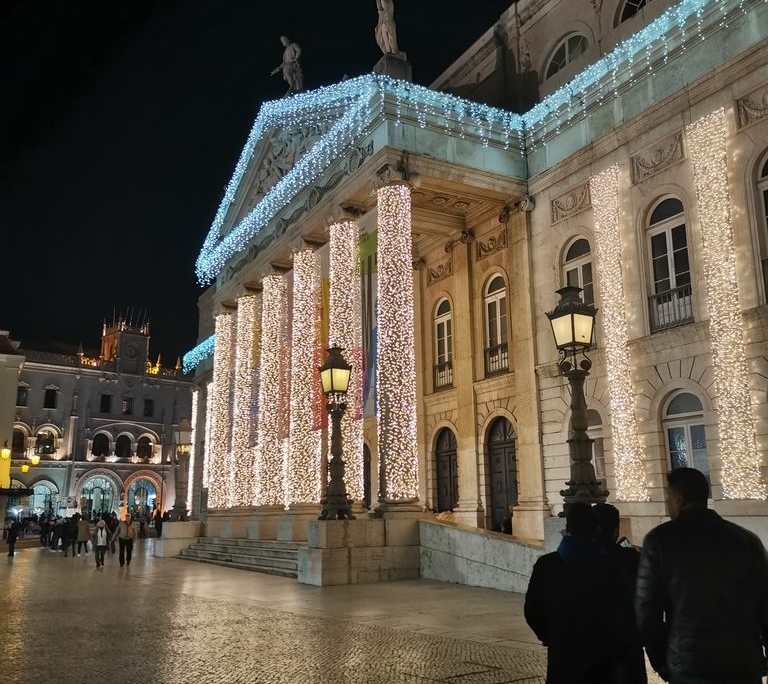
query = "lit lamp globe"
xmin=546 ymin=286 xmax=597 ymax=361
xmin=21 ymin=463 xmax=30 ymax=473
xmin=320 ymin=346 xmax=351 ymax=396
xmin=1 ymin=444 xmax=10 ymax=460
xmin=30 ymin=454 xmax=41 ymax=466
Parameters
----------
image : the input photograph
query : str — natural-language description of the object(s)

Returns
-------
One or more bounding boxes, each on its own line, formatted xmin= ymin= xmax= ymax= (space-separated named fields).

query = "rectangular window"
xmin=43 ymin=389 xmax=57 ymax=409
xmin=143 ymin=399 xmax=154 ymax=418
xmin=16 ymin=386 xmax=28 ymax=407
xmin=100 ymin=394 xmax=112 ymax=414
xmin=121 ymin=397 xmax=133 ymax=415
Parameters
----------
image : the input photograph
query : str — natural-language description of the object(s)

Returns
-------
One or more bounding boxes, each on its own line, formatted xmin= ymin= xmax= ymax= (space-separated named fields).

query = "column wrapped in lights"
xmin=376 ymin=182 xmax=419 ymax=501
xmin=186 ymin=387 xmax=198 ymax=515
xmin=203 ymin=380 xmax=214 ymax=489
xmin=231 ymin=293 xmax=262 ymax=507
xmin=287 ymin=250 xmax=323 ymax=505
xmin=208 ymin=313 xmax=236 ymax=508
xmin=589 ymin=166 xmax=649 ymax=501
xmin=687 ymin=109 xmax=765 ymax=499
xmin=254 ymin=275 xmax=289 ymax=506
xmin=329 ymin=219 xmax=365 ymax=502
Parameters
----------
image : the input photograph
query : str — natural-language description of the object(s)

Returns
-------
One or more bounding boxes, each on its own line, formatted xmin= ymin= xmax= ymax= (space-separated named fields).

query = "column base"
xmin=153 ymin=521 xmax=202 ymax=557
xmin=205 ymin=508 xmax=253 ymax=538
xmin=511 ymin=501 xmax=550 ymax=543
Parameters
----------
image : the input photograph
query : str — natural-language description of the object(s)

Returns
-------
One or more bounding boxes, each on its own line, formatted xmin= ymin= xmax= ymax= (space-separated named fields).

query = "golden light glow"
xmin=590 ymin=166 xmax=649 ymax=501
xmin=232 ymin=293 xmax=262 ymax=506
xmin=254 ymin=275 xmax=289 ymax=506
xmin=187 ymin=387 xmax=198 ymax=514
xmin=203 ymin=380 xmax=214 ymax=489
xmin=29 ymin=454 xmax=40 ymax=466
xmin=687 ymin=109 xmax=765 ymax=499
xmin=329 ymin=220 xmax=365 ymax=501
xmin=376 ymin=183 xmax=419 ymax=501
xmin=287 ymin=249 xmax=322 ymax=505
xmin=208 ymin=313 xmax=235 ymax=508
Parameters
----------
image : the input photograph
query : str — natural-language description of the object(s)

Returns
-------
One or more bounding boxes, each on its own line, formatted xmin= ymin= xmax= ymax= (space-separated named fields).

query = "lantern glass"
xmin=21 ymin=464 xmax=30 ymax=473
xmin=29 ymin=454 xmax=41 ymax=466
xmin=320 ymin=347 xmax=352 ymax=395
xmin=547 ymin=286 xmax=597 ymax=352
xmin=0 ymin=447 xmax=10 ymax=460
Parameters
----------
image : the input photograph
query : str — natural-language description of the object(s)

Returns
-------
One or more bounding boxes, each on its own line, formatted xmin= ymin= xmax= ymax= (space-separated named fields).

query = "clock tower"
xmin=100 ymin=315 xmax=151 ymax=375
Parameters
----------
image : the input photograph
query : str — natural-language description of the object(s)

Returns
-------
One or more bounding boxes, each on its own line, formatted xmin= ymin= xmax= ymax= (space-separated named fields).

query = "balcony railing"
xmin=649 ymin=283 xmax=693 ymax=332
xmin=433 ymin=360 xmax=453 ymax=390
xmin=484 ymin=342 xmax=509 ymax=377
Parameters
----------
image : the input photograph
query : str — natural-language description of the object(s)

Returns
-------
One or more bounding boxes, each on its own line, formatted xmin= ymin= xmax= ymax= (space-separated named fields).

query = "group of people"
xmin=525 ymin=467 xmax=768 ymax=684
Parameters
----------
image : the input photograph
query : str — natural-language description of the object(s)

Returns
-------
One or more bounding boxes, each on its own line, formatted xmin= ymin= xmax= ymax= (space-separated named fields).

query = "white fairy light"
xmin=186 ymin=387 xmax=198 ymax=514
xmin=208 ymin=313 xmax=235 ymax=508
xmin=232 ymin=293 xmax=262 ymax=507
xmin=590 ymin=166 xmax=649 ymax=501
xmin=254 ymin=275 xmax=289 ymax=506
xmin=686 ymin=109 xmax=766 ymax=499
xmin=329 ymin=220 xmax=365 ymax=502
xmin=287 ymin=250 xmax=323 ymax=505
xmin=203 ymin=380 xmax=214 ymax=489
xmin=376 ymin=183 xmax=419 ymax=501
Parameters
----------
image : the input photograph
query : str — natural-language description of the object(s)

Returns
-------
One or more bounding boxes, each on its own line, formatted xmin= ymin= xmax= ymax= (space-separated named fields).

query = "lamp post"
xmin=546 ymin=286 xmax=608 ymax=513
xmin=170 ymin=418 xmax=192 ymax=521
xmin=318 ymin=346 xmax=355 ymax=520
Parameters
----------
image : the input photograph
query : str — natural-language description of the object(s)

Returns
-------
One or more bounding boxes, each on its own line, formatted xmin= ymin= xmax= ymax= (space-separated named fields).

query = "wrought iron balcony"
xmin=433 ymin=360 xmax=453 ymax=390
xmin=484 ymin=342 xmax=509 ymax=377
xmin=648 ymin=283 xmax=693 ymax=332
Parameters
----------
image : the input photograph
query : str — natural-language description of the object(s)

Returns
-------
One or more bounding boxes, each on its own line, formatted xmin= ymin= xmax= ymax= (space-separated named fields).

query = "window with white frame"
xmin=563 ymin=238 xmax=594 ymax=306
xmin=586 ymin=409 xmax=605 ymax=481
xmin=663 ymin=392 xmax=709 ymax=479
xmin=484 ymin=275 xmax=509 ymax=376
xmin=618 ymin=0 xmax=652 ymax=24
xmin=647 ymin=197 xmax=693 ymax=331
xmin=545 ymin=33 xmax=589 ymax=80
xmin=433 ymin=298 xmax=453 ymax=390
xmin=756 ymin=154 xmax=768 ymax=301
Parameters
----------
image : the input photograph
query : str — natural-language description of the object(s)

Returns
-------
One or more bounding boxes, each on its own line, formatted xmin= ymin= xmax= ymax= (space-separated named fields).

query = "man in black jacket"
xmin=636 ymin=467 xmax=768 ymax=684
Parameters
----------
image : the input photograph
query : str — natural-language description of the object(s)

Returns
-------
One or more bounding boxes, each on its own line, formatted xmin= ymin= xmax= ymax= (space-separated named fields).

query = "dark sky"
xmin=1 ymin=0 xmax=511 ymax=363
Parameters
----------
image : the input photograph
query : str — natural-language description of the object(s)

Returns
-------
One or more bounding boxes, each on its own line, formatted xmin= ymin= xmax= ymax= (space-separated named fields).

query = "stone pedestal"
xmin=204 ymin=508 xmax=251 ymax=538
xmin=277 ymin=504 xmax=320 ymax=542
xmin=246 ymin=506 xmax=284 ymax=540
xmin=153 ymin=520 xmax=202 ymax=558
xmin=511 ymin=501 xmax=550 ymax=542
xmin=373 ymin=53 xmax=412 ymax=81
xmin=543 ymin=515 xmax=566 ymax=552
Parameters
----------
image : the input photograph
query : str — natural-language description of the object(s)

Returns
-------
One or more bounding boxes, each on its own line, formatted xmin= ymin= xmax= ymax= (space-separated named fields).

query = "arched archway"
xmin=434 ymin=428 xmax=458 ymax=512
xmin=115 ymin=435 xmax=132 ymax=459
xmin=485 ymin=417 xmax=518 ymax=532
xmin=91 ymin=433 xmax=110 ymax=458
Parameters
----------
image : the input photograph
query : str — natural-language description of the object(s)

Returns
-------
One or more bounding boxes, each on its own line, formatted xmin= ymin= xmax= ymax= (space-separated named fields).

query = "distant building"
xmin=7 ymin=318 xmax=193 ymax=520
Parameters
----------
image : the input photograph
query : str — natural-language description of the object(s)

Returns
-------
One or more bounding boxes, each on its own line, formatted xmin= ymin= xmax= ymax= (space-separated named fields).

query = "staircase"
xmin=178 ymin=538 xmax=301 ymax=578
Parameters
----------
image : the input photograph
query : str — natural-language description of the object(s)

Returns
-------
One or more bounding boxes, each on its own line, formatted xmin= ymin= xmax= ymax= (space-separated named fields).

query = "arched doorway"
xmin=435 ymin=428 xmax=458 ymax=512
xmin=81 ymin=476 xmax=117 ymax=517
xmin=486 ymin=417 xmax=518 ymax=532
xmin=127 ymin=477 xmax=157 ymax=517
xmin=362 ymin=444 xmax=372 ymax=509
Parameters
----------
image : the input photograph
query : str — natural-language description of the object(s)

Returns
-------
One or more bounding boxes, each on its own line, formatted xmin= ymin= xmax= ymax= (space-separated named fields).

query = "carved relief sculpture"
xmin=631 ymin=131 xmax=684 ymax=184
xmin=736 ymin=85 xmax=768 ymax=128
xmin=551 ymin=183 xmax=591 ymax=224
xmin=428 ymin=255 xmax=453 ymax=286
xmin=476 ymin=226 xmax=507 ymax=261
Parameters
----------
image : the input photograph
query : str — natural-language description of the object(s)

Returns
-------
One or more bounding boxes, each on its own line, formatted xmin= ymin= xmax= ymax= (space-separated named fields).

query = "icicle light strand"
xmin=329 ymin=220 xmax=365 ymax=502
xmin=589 ymin=166 xmax=649 ymax=501
xmin=208 ymin=313 xmax=235 ymax=508
xmin=377 ymin=183 xmax=419 ymax=501
xmin=288 ymin=250 xmax=323 ymax=505
xmin=686 ymin=109 xmax=765 ymax=499
xmin=254 ymin=275 xmax=289 ymax=506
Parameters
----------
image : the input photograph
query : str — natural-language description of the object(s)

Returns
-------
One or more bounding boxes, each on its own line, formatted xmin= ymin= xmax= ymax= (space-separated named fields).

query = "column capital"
xmin=326 ymin=204 xmax=365 ymax=227
xmin=369 ymin=162 xmax=421 ymax=193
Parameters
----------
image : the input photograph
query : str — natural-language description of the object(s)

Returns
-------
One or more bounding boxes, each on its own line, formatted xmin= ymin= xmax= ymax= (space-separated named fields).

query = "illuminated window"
xmin=100 ymin=394 xmax=112 ymax=414
xmin=16 ymin=386 xmax=28 ymax=407
xmin=484 ymin=275 xmax=508 ymax=376
xmin=647 ymin=197 xmax=693 ymax=331
xmin=433 ymin=299 xmax=453 ymax=390
xmin=563 ymin=238 xmax=594 ymax=305
xmin=121 ymin=397 xmax=133 ymax=416
xmin=756 ymin=153 xmax=768 ymax=301
xmin=35 ymin=430 xmax=55 ymax=455
xmin=545 ymin=33 xmax=589 ymax=80
xmin=619 ymin=0 xmax=651 ymax=23
xmin=663 ymin=392 xmax=709 ymax=479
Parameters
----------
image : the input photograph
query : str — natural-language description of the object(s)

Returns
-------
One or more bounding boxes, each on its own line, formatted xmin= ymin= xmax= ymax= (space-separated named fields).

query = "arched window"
xmin=663 ymin=392 xmax=709 ymax=478
xmin=545 ymin=33 xmax=589 ymax=80
xmin=434 ymin=428 xmax=458 ymax=512
xmin=756 ymin=154 xmax=768 ymax=301
xmin=91 ymin=433 xmax=110 ymax=458
xmin=35 ymin=430 xmax=55 ymax=455
xmin=82 ymin=477 xmax=116 ymax=516
xmin=115 ymin=435 xmax=132 ymax=460
xmin=433 ymin=299 xmax=453 ymax=390
xmin=136 ymin=436 xmax=153 ymax=461
xmin=618 ymin=0 xmax=651 ymax=23
xmin=31 ymin=482 xmax=57 ymax=513
xmin=484 ymin=275 xmax=509 ymax=376
xmin=647 ymin=197 xmax=693 ymax=331
xmin=563 ymin=238 xmax=594 ymax=306
xmin=12 ymin=429 xmax=26 ymax=457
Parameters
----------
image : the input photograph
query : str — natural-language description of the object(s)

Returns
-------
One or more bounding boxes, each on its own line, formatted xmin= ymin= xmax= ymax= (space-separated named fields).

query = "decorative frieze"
xmin=736 ymin=85 xmax=768 ymax=129
xmin=427 ymin=255 xmax=453 ymax=286
xmin=551 ymin=183 xmax=591 ymax=224
xmin=631 ymin=132 xmax=684 ymax=184
xmin=476 ymin=226 xmax=507 ymax=261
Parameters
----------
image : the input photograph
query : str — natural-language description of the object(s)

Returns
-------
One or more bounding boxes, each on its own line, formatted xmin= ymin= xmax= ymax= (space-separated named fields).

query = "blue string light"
xmin=183 ymin=335 xmax=215 ymax=374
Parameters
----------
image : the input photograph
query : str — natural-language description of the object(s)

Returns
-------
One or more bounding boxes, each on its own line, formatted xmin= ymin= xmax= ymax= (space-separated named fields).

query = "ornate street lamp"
xmin=29 ymin=454 xmax=41 ymax=466
xmin=1 ymin=442 xmax=10 ymax=460
xmin=318 ymin=346 xmax=355 ymax=520
xmin=20 ymin=463 xmax=30 ymax=474
xmin=170 ymin=418 xmax=193 ymax=521
xmin=546 ymin=286 xmax=607 ymax=512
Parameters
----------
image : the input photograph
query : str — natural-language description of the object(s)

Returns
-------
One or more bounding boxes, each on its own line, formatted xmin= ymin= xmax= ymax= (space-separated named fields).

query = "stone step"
xmin=176 ymin=554 xmax=298 ymax=578
xmin=177 ymin=537 xmax=302 ymax=579
xmin=191 ymin=543 xmax=298 ymax=560
xmin=180 ymin=547 xmax=297 ymax=570
xmin=203 ymin=538 xmax=303 ymax=551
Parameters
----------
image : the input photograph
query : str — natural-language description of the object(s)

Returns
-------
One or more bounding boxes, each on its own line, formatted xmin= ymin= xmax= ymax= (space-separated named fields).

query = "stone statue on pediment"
xmin=375 ymin=0 xmax=398 ymax=55
xmin=271 ymin=36 xmax=303 ymax=95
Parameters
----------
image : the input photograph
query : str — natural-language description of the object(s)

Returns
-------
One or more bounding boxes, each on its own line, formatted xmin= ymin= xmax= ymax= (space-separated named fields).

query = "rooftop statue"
xmin=270 ymin=36 xmax=303 ymax=96
xmin=375 ymin=0 xmax=398 ymax=55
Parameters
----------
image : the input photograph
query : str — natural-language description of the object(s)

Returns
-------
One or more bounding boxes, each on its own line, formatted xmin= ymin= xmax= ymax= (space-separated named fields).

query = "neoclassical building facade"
xmin=185 ymin=0 xmax=768 ymax=545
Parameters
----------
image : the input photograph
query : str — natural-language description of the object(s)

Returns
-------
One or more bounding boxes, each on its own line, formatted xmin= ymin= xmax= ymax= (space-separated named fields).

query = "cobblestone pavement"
xmin=1 ymin=541 xmax=664 ymax=684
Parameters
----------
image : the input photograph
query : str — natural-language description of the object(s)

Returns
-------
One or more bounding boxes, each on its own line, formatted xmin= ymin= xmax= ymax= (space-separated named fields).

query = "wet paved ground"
xmin=1 ymin=540 xmax=665 ymax=684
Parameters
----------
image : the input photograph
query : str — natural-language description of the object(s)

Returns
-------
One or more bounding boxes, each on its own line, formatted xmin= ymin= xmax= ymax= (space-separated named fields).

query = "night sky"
xmin=2 ymin=0 xmax=512 ymax=363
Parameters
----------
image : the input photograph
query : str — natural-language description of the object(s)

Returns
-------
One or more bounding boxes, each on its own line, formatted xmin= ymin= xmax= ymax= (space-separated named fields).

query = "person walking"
xmin=6 ymin=520 xmax=20 ymax=557
xmin=106 ymin=512 xmax=118 ymax=555
xmin=524 ymin=503 xmax=638 ymax=683
xmin=93 ymin=520 xmax=109 ymax=569
xmin=112 ymin=513 xmax=137 ymax=567
xmin=636 ymin=467 xmax=768 ymax=684
xmin=153 ymin=507 xmax=163 ymax=539
xmin=76 ymin=514 xmax=91 ymax=556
